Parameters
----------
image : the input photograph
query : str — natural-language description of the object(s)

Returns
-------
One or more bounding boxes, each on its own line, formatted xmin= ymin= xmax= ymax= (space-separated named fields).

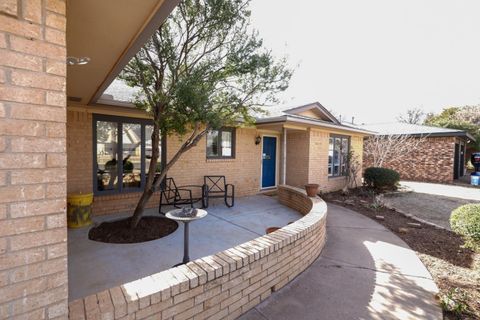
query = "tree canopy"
xmin=119 ymin=0 xmax=292 ymax=227
xmin=425 ymin=105 xmax=480 ymax=149
xmin=397 ymin=107 xmax=425 ymax=124
xmin=120 ymin=0 xmax=292 ymax=135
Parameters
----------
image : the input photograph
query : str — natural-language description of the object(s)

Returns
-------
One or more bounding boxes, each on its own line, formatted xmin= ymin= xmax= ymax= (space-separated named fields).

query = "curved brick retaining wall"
xmin=68 ymin=185 xmax=327 ymax=320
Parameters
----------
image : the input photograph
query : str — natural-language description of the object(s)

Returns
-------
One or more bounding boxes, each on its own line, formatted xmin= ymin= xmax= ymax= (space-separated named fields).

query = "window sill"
xmin=328 ymin=175 xmax=347 ymax=180
xmin=206 ymin=158 xmax=236 ymax=163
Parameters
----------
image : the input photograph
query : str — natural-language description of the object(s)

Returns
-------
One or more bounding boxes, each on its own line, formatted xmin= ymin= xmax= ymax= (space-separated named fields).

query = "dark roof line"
xmin=256 ymin=114 xmax=373 ymax=135
xmin=282 ymin=102 xmax=340 ymax=124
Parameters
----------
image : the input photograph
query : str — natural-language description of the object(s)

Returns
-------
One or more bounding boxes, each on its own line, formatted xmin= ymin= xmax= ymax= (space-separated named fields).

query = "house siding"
xmin=67 ymin=109 xmax=262 ymax=215
xmin=363 ymin=136 xmax=458 ymax=183
xmin=0 ymin=1 xmax=69 ymax=319
xmin=285 ymin=131 xmax=309 ymax=187
xmin=67 ymin=109 xmax=366 ymax=215
xmin=286 ymin=128 xmax=364 ymax=192
xmin=67 ymin=110 xmax=92 ymax=194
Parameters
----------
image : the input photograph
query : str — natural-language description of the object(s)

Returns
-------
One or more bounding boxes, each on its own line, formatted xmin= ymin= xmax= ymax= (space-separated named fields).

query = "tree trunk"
xmin=129 ymin=123 xmax=208 ymax=228
xmin=130 ymin=189 xmax=154 ymax=227
xmin=130 ymin=121 xmax=161 ymax=228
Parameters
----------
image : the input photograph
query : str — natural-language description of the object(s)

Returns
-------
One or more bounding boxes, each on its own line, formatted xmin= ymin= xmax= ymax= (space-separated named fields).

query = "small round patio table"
xmin=165 ymin=208 xmax=208 ymax=266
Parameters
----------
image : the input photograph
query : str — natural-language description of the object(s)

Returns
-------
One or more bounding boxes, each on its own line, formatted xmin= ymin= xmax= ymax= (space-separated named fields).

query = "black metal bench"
xmin=158 ymin=177 xmax=205 ymax=214
xmin=203 ymin=175 xmax=234 ymax=208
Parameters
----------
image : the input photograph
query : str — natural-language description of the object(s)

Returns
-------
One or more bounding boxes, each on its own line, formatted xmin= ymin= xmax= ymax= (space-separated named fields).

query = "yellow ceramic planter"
xmin=67 ymin=193 xmax=93 ymax=228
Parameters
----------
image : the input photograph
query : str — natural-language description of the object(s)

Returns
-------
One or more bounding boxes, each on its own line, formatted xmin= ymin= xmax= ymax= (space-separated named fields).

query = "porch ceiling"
xmin=66 ymin=0 xmax=179 ymax=106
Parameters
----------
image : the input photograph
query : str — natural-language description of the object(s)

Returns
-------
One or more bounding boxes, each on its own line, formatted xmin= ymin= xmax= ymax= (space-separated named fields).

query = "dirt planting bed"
xmin=89 ymin=216 xmax=178 ymax=243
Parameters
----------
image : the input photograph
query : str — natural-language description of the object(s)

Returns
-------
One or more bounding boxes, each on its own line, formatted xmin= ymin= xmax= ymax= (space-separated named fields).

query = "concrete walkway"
xmin=401 ymin=181 xmax=480 ymax=201
xmin=240 ymin=204 xmax=442 ymax=320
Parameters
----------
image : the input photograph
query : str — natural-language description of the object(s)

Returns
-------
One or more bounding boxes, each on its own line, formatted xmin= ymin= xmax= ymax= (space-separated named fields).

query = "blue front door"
xmin=262 ymin=136 xmax=277 ymax=188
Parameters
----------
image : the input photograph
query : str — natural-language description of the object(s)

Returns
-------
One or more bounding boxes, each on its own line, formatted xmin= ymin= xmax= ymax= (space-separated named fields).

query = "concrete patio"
xmin=68 ymin=195 xmax=301 ymax=301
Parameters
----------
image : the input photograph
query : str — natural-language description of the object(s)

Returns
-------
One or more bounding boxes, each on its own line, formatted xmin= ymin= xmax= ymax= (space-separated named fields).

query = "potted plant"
xmin=266 ymin=227 xmax=281 ymax=234
xmin=305 ymin=184 xmax=319 ymax=197
xmin=67 ymin=192 xmax=94 ymax=228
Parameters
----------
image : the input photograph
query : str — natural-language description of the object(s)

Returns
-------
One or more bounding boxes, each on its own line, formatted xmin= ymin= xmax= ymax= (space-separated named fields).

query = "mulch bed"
xmin=323 ymin=188 xmax=480 ymax=320
xmin=88 ymin=216 xmax=178 ymax=244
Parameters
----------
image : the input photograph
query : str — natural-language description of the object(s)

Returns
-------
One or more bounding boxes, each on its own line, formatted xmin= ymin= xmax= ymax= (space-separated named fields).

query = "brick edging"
xmin=68 ymin=184 xmax=328 ymax=320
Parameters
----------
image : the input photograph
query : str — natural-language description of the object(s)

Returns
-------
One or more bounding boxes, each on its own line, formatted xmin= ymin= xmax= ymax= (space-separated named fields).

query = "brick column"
xmin=0 ymin=1 xmax=68 ymax=319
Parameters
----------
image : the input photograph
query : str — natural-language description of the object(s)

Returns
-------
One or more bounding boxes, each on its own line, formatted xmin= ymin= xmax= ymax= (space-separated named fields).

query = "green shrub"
xmin=364 ymin=167 xmax=400 ymax=190
xmin=439 ymin=288 xmax=469 ymax=316
xmin=450 ymin=204 xmax=480 ymax=249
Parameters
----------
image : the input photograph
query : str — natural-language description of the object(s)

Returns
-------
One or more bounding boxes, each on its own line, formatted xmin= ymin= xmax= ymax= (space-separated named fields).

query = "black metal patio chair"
xmin=158 ymin=177 xmax=205 ymax=214
xmin=203 ymin=175 xmax=234 ymax=208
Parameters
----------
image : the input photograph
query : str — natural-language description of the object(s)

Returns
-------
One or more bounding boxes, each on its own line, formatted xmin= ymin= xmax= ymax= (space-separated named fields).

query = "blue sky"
xmin=250 ymin=0 xmax=480 ymax=123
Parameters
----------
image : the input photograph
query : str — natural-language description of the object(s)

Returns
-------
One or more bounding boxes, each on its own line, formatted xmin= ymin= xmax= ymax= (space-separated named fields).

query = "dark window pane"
xmin=329 ymin=136 xmax=350 ymax=177
xmin=342 ymin=138 xmax=349 ymax=153
xmin=206 ymin=128 xmax=235 ymax=159
xmin=341 ymin=138 xmax=349 ymax=175
xmin=96 ymin=121 xmax=118 ymax=191
xmin=206 ymin=130 xmax=219 ymax=157
xmin=221 ymin=131 xmax=232 ymax=157
xmin=333 ymin=138 xmax=341 ymax=175
xmin=328 ymin=149 xmax=333 ymax=176
xmin=122 ymin=123 xmax=142 ymax=189
xmin=94 ymin=116 xmax=155 ymax=194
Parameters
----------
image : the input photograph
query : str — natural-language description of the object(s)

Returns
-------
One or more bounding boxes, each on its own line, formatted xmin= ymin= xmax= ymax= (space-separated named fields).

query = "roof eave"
xmin=282 ymin=102 xmax=340 ymax=124
xmin=371 ymin=131 xmax=476 ymax=141
xmin=256 ymin=115 xmax=373 ymax=135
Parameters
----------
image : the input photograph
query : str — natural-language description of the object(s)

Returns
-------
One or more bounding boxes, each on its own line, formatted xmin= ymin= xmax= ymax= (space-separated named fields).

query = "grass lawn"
xmin=324 ymin=189 xmax=480 ymax=320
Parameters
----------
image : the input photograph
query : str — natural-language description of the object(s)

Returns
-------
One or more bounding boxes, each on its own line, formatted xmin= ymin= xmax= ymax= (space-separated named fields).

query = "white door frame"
xmin=260 ymin=134 xmax=280 ymax=190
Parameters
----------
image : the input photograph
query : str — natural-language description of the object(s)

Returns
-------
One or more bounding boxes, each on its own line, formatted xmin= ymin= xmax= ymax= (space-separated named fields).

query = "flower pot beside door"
xmin=305 ymin=184 xmax=319 ymax=197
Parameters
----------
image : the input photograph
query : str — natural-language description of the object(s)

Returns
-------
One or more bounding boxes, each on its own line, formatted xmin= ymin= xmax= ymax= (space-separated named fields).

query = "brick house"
xmin=69 ymin=99 xmax=370 ymax=215
xmin=360 ymin=122 xmax=475 ymax=183
xmin=0 ymin=1 xmax=369 ymax=319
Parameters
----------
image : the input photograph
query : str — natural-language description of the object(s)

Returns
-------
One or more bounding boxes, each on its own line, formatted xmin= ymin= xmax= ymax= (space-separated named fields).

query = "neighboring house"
xmin=68 ymin=99 xmax=371 ymax=215
xmin=358 ymin=122 xmax=475 ymax=183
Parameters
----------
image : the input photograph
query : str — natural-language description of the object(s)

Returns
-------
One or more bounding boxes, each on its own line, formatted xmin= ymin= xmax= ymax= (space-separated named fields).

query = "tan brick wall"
xmin=167 ymin=127 xmax=262 ymax=197
xmin=67 ymin=110 xmax=92 ymax=194
xmin=67 ymin=109 xmax=366 ymax=214
xmin=287 ymin=128 xmax=364 ymax=193
xmin=92 ymin=191 xmax=162 ymax=216
xmin=68 ymin=185 xmax=327 ymax=320
xmin=285 ymin=131 xmax=309 ymax=187
xmin=0 ymin=1 xmax=68 ymax=319
xmin=363 ymin=136 xmax=457 ymax=183
xmin=66 ymin=109 xmax=262 ymax=215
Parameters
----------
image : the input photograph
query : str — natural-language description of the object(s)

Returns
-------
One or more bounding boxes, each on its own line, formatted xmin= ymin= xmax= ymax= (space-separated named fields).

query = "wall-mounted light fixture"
xmin=255 ymin=135 xmax=261 ymax=145
xmin=66 ymin=56 xmax=91 ymax=66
